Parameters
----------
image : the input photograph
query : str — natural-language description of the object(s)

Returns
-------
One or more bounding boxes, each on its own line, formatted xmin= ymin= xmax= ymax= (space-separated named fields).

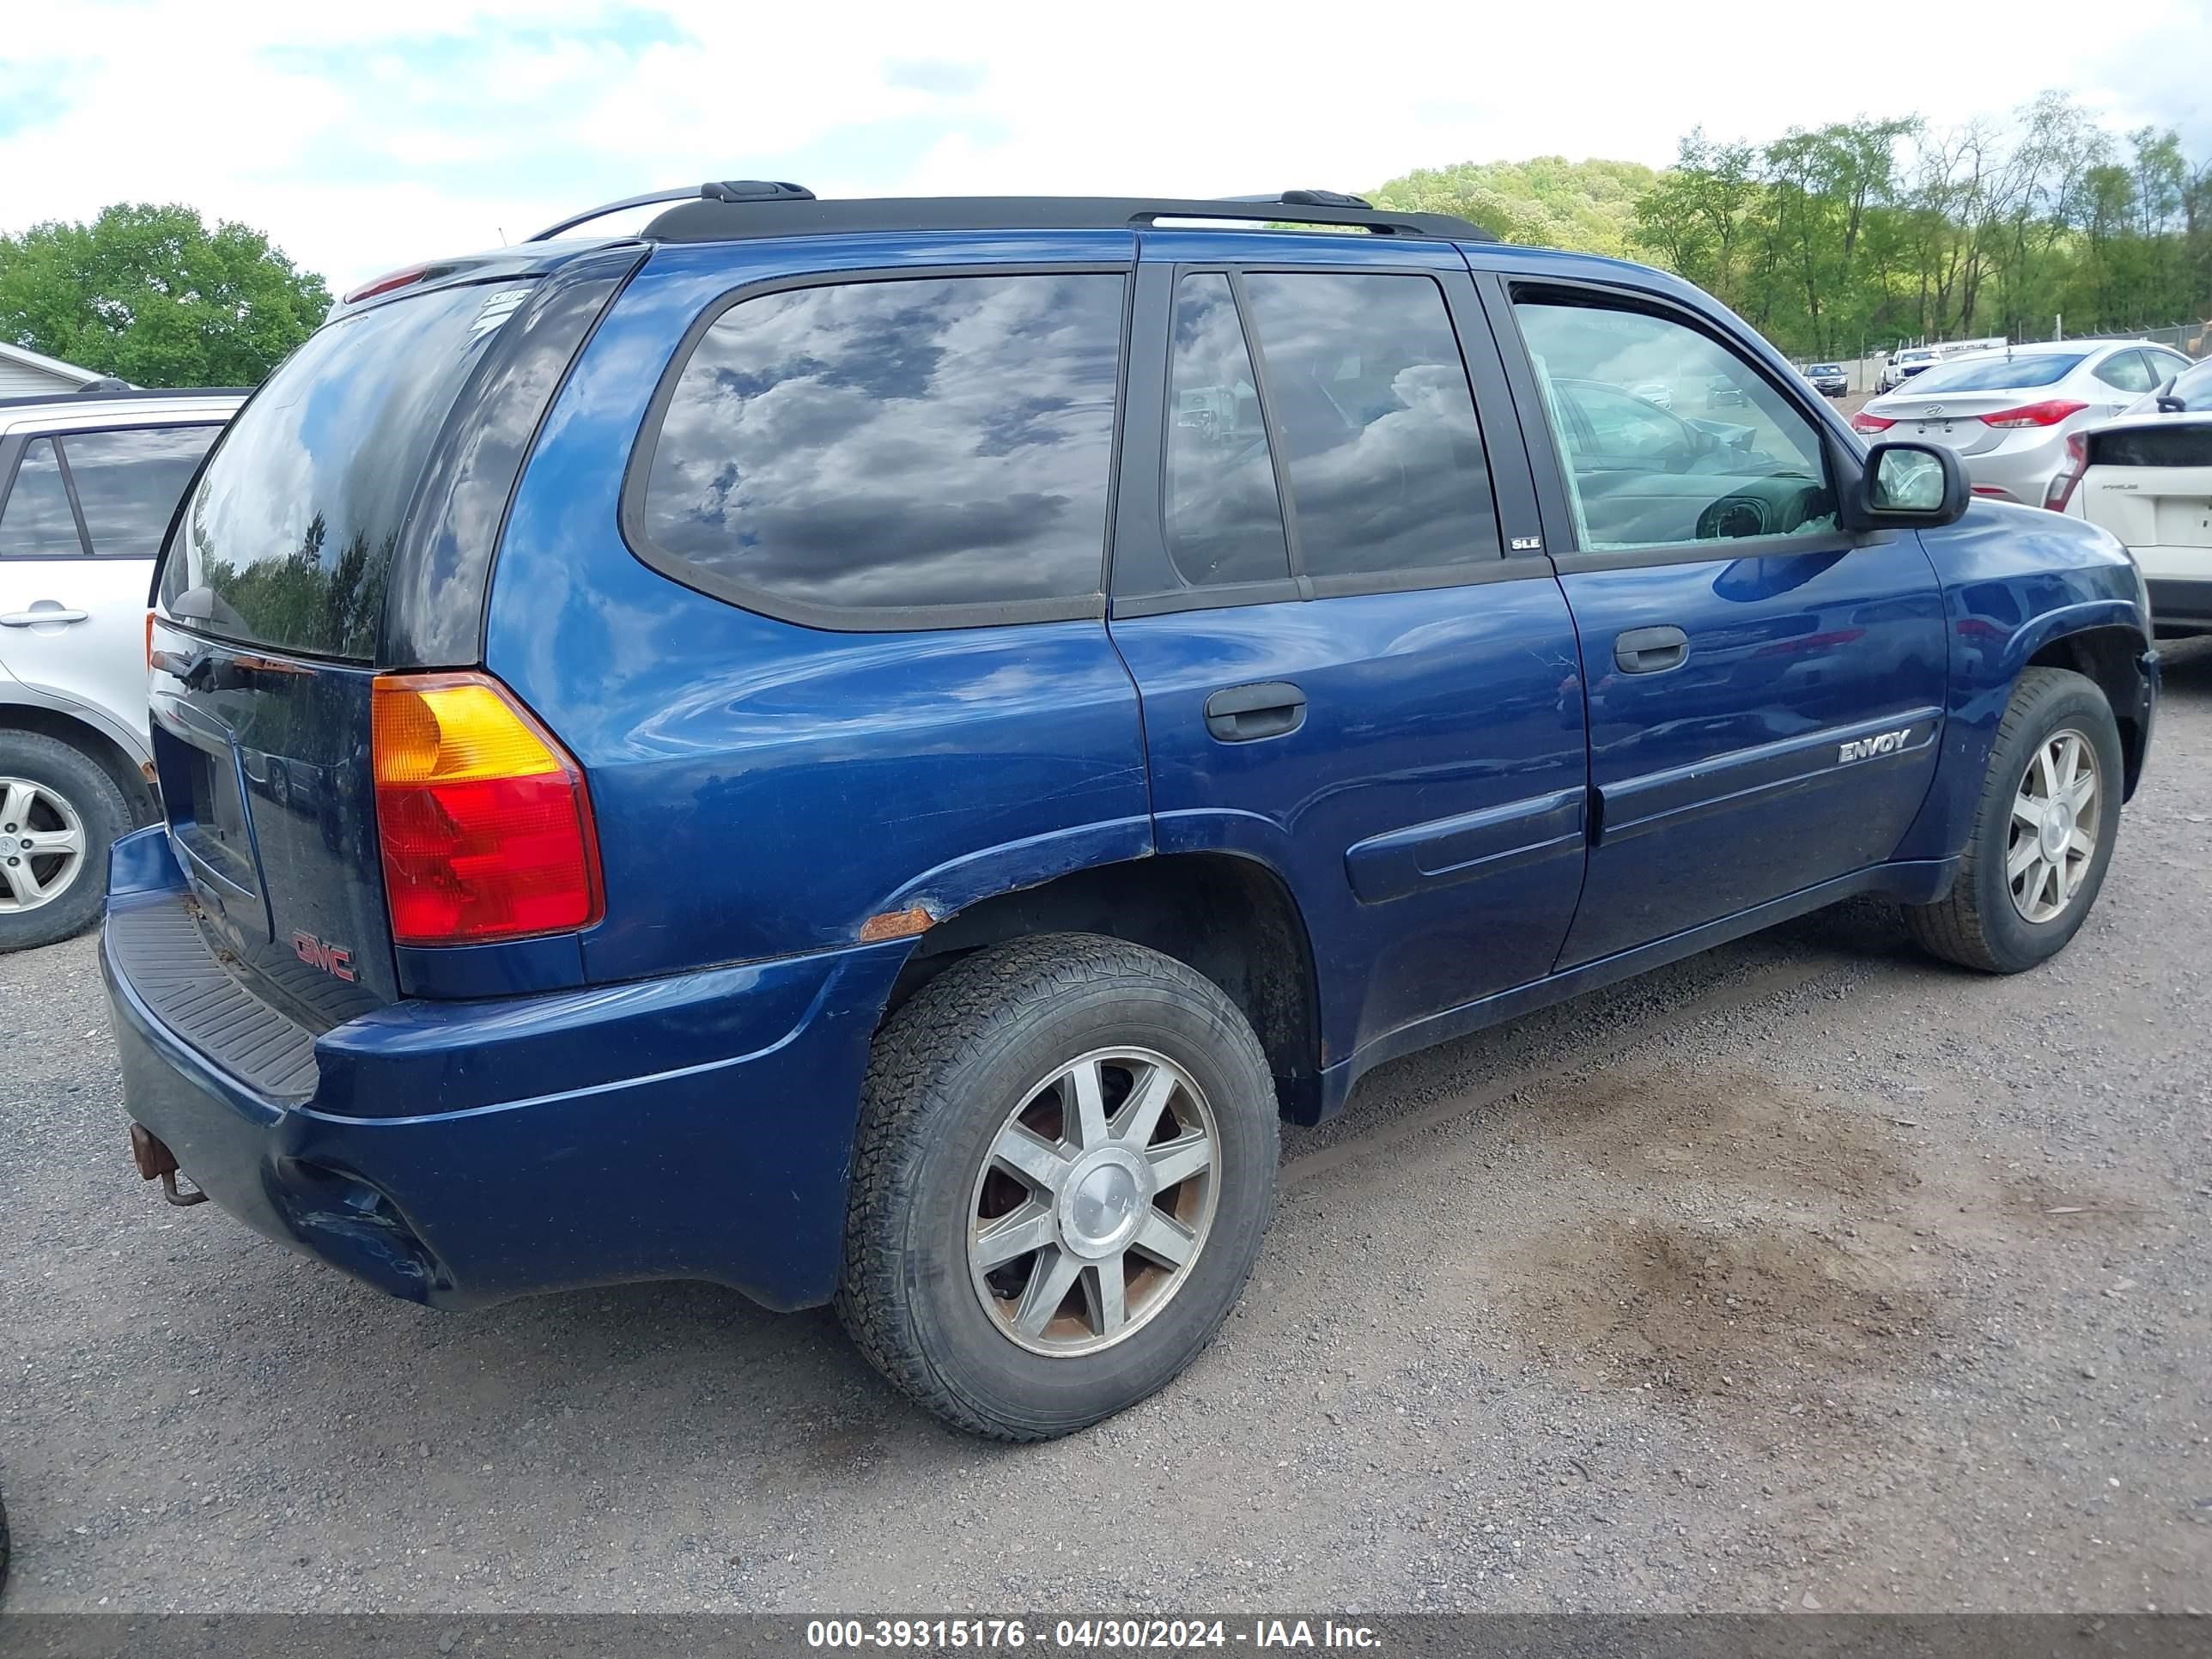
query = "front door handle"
xmin=1613 ymin=625 xmax=1688 ymax=674
xmin=1 ymin=605 xmax=89 ymax=627
xmin=1204 ymin=680 xmax=1307 ymax=743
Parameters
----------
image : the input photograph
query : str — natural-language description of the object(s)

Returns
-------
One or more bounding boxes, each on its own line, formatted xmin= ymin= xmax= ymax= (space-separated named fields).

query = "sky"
xmin=3 ymin=0 xmax=2209 ymax=294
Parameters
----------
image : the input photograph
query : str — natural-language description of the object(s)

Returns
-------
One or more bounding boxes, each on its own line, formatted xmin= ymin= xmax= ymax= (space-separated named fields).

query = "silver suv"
xmin=0 ymin=387 xmax=242 ymax=949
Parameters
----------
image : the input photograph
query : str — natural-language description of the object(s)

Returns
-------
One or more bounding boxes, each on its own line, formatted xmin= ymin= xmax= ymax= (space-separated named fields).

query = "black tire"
xmin=836 ymin=933 xmax=1279 ymax=1440
xmin=0 ymin=732 xmax=127 ymax=953
xmin=1905 ymin=667 xmax=2124 ymax=974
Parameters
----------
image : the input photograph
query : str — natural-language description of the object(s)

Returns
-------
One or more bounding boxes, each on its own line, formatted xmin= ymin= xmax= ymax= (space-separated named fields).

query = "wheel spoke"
xmin=2033 ymin=743 xmax=2058 ymax=801
xmin=2011 ymin=793 xmax=2044 ymax=829
xmin=2007 ymin=836 xmax=2042 ymax=880
xmin=1085 ymin=1256 xmax=1127 ymax=1337
xmin=1113 ymin=1061 xmax=1178 ymax=1147
xmin=1146 ymin=1130 xmax=1212 ymax=1191
xmin=1065 ymin=1058 xmax=1110 ymax=1152
xmin=973 ymin=1201 xmax=1054 ymax=1269
xmin=2067 ymin=828 xmax=2095 ymax=858
xmin=21 ymin=824 xmax=82 ymax=857
xmin=992 ymin=1123 xmax=1070 ymax=1194
xmin=2057 ymin=735 xmax=2081 ymax=794
xmin=0 ymin=781 xmax=33 ymax=831
xmin=1131 ymin=1210 xmax=1197 ymax=1268
xmin=1013 ymin=1246 xmax=1084 ymax=1335
xmin=2068 ymin=771 xmax=2098 ymax=813
xmin=2039 ymin=859 xmax=2063 ymax=913
xmin=2052 ymin=850 xmax=2075 ymax=903
xmin=0 ymin=857 xmax=36 ymax=906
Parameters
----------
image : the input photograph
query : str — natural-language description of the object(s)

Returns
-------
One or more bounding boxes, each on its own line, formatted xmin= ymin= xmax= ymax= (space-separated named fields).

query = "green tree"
xmin=0 ymin=203 xmax=329 ymax=386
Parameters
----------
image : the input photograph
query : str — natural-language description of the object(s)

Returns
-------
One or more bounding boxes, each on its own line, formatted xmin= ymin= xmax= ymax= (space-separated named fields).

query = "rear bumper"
xmin=2148 ymin=576 xmax=2212 ymax=636
xmin=1959 ymin=432 xmax=2068 ymax=504
xmin=100 ymin=828 xmax=908 ymax=1312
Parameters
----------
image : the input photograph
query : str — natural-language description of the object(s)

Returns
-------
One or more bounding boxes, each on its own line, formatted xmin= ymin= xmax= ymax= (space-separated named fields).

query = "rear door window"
xmin=162 ymin=281 xmax=535 ymax=659
xmin=63 ymin=427 xmax=220 ymax=559
xmin=1164 ymin=272 xmax=1291 ymax=587
xmin=1239 ymin=271 xmax=1500 ymax=580
xmin=2093 ymin=350 xmax=2157 ymax=394
xmin=635 ymin=272 xmax=1127 ymax=623
xmin=0 ymin=440 xmax=86 ymax=559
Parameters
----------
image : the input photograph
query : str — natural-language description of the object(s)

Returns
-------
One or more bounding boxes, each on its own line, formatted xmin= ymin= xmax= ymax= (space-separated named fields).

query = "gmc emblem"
xmin=292 ymin=931 xmax=356 ymax=982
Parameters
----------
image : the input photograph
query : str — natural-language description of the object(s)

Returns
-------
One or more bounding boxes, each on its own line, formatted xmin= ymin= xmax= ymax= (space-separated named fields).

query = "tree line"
xmin=1378 ymin=94 xmax=2210 ymax=360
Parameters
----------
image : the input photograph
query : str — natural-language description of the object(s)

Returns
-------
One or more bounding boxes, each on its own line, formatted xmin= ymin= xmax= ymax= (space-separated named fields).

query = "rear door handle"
xmin=1 ymin=605 xmax=88 ymax=627
xmin=1204 ymin=680 xmax=1307 ymax=743
xmin=1613 ymin=625 xmax=1688 ymax=674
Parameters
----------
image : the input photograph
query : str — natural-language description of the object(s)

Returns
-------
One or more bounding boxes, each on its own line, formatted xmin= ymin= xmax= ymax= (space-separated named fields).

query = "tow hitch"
xmin=129 ymin=1124 xmax=208 ymax=1208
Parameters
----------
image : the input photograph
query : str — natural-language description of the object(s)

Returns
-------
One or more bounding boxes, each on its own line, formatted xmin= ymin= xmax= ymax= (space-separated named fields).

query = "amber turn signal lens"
xmin=369 ymin=673 xmax=602 ymax=946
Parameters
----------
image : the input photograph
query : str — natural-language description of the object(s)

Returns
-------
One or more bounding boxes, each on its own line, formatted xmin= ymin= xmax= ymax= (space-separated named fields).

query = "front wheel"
xmin=1905 ymin=666 xmax=2124 ymax=973
xmin=836 ymin=933 xmax=1279 ymax=1440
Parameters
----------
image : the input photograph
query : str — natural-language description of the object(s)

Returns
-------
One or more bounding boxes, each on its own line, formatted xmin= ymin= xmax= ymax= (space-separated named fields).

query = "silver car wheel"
xmin=967 ymin=1047 xmax=1219 ymax=1358
xmin=2006 ymin=728 xmax=2101 ymax=925
xmin=0 ymin=777 xmax=88 ymax=915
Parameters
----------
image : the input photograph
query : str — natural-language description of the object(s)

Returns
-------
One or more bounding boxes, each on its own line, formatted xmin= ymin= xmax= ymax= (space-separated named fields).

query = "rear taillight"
xmin=1981 ymin=399 xmax=2087 ymax=428
xmin=1851 ymin=412 xmax=1896 ymax=433
xmin=370 ymin=672 xmax=602 ymax=946
xmin=2044 ymin=433 xmax=2089 ymax=512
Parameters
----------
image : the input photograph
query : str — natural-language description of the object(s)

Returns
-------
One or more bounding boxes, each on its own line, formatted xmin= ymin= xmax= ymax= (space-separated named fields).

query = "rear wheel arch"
xmin=0 ymin=702 xmax=157 ymax=825
xmin=881 ymin=851 xmax=1325 ymax=1123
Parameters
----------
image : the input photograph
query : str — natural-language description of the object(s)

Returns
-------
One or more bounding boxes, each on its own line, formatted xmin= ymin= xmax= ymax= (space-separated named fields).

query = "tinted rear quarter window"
xmin=162 ymin=281 xmax=533 ymax=659
xmin=65 ymin=426 xmax=220 ymax=559
xmin=637 ymin=272 xmax=1126 ymax=619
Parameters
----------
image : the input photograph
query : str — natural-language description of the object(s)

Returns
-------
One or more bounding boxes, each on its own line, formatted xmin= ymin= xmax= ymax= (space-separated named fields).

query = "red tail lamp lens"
xmin=370 ymin=673 xmax=602 ymax=946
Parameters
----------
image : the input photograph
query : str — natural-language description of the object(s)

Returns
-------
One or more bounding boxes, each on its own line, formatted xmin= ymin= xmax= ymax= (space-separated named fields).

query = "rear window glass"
xmin=635 ymin=273 xmax=1126 ymax=617
xmin=161 ymin=281 xmax=531 ymax=659
xmin=1907 ymin=353 xmax=2083 ymax=393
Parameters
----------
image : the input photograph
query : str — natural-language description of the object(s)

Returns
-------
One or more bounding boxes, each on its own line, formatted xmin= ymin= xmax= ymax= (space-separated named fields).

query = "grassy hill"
xmin=1369 ymin=156 xmax=1659 ymax=257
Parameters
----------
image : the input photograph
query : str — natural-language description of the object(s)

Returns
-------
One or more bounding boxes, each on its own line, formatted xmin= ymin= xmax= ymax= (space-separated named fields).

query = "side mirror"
xmin=1847 ymin=441 xmax=1969 ymax=530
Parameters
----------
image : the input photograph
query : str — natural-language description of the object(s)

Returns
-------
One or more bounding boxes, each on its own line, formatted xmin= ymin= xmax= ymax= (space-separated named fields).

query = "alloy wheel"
xmin=967 ymin=1048 xmax=1219 ymax=1357
xmin=0 ymin=778 xmax=88 ymax=915
xmin=2006 ymin=729 xmax=2101 ymax=925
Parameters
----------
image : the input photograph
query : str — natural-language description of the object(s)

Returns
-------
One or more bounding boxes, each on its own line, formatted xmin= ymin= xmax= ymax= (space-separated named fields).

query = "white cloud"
xmin=3 ymin=0 xmax=2203 ymax=293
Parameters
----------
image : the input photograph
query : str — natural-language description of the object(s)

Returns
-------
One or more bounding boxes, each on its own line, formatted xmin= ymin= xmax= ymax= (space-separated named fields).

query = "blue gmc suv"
xmin=104 ymin=185 xmax=2159 ymax=1439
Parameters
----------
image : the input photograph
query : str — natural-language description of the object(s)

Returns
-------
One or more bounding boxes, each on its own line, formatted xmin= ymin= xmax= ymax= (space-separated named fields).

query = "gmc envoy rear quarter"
xmin=105 ymin=185 xmax=2159 ymax=1438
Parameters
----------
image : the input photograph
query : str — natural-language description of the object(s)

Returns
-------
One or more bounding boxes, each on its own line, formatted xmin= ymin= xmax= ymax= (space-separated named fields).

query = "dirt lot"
xmin=2 ymin=646 xmax=2208 ymax=1615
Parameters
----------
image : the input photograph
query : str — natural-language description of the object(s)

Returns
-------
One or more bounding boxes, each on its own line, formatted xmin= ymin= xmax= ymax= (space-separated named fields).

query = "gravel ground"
xmin=3 ymin=644 xmax=2208 ymax=1615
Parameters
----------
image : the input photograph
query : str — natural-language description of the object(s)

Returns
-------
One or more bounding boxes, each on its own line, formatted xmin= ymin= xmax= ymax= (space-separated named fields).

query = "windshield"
xmin=1907 ymin=353 xmax=2085 ymax=393
xmin=1809 ymin=364 xmax=1843 ymax=375
xmin=159 ymin=281 xmax=531 ymax=659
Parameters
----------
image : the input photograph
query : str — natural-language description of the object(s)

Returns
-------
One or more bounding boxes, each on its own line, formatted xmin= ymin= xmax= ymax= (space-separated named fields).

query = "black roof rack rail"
xmin=0 ymin=385 xmax=251 ymax=414
xmin=637 ymin=190 xmax=1496 ymax=246
xmin=527 ymin=180 xmax=816 ymax=243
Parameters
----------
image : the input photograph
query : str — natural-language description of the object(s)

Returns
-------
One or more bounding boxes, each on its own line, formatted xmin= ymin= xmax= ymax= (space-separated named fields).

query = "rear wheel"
xmin=836 ymin=933 xmax=1279 ymax=1440
xmin=0 ymin=732 xmax=127 ymax=952
xmin=1905 ymin=667 xmax=2124 ymax=973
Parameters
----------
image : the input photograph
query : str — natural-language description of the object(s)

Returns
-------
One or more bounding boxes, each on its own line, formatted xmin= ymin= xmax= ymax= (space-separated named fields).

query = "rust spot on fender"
xmin=859 ymin=904 xmax=936 ymax=943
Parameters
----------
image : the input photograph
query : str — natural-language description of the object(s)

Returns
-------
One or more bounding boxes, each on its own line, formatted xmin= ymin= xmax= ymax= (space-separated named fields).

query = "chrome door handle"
xmin=1 ymin=606 xmax=89 ymax=627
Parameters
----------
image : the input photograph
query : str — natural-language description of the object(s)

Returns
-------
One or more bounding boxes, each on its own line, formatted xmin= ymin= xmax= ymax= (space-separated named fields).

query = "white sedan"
xmin=1852 ymin=338 xmax=2196 ymax=507
xmin=2056 ymin=355 xmax=2212 ymax=638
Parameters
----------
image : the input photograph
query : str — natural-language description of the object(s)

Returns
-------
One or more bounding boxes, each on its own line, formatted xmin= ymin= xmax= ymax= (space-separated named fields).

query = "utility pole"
xmin=2054 ymin=312 xmax=2063 ymax=342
